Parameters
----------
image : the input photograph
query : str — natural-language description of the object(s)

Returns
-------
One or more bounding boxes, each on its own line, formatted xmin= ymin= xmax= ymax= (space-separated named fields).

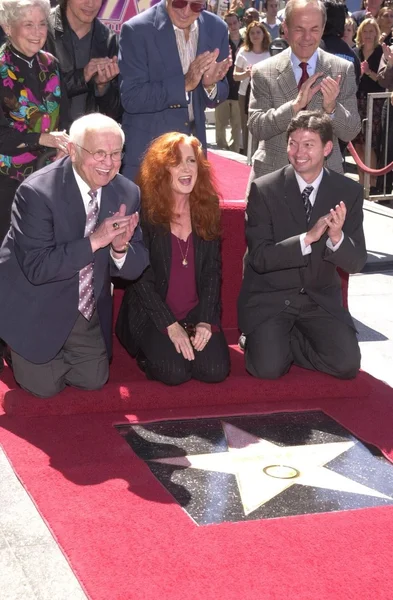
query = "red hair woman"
xmin=116 ymin=132 xmax=230 ymax=386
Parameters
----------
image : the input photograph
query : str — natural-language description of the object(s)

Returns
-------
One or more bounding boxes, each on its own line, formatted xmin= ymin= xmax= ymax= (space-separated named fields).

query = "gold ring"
xmin=113 ymin=222 xmax=119 ymax=230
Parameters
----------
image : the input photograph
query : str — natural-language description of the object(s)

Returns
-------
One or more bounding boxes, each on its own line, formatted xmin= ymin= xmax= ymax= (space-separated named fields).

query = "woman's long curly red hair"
xmin=136 ymin=132 xmax=221 ymax=241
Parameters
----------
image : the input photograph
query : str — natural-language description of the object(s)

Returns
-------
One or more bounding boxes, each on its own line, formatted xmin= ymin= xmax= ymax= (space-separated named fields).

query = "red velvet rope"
xmin=347 ymin=142 xmax=393 ymax=176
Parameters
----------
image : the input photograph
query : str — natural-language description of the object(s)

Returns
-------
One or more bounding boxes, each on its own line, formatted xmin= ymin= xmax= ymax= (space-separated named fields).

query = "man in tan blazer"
xmin=248 ymin=0 xmax=361 ymax=182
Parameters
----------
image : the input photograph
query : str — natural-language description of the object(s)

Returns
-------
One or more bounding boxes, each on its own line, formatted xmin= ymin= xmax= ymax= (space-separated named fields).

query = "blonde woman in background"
xmin=353 ymin=18 xmax=386 ymax=188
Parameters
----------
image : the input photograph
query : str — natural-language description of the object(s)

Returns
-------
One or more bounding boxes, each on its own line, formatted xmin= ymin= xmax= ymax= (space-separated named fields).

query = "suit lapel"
xmin=276 ymin=49 xmax=298 ymax=102
xmin=193 ymin=232 xmax=203 ymax=280
xmin=153 ymin=228 xmax=171 ymax=300
xmin=153 ymin=2 xmax=183 ymax=77
xmin=63 ymin=159 xmax=87 ymax=240
xmin=315 ymin=48 xmax=332 ymax=79
xmin=196 ymin=12 xmax=208 ymax=53
xmin=308 ymin=49 xmax=330 ymax=110
xmin=159 ymin=228 xmax=172 ymax=285
xmin=283 ymin=165 xmax=308 ymax=230
xmin=99 ymin=181 xmax=117 ymax=226
xmin=90 ymin=18 xmax=104 ymax=57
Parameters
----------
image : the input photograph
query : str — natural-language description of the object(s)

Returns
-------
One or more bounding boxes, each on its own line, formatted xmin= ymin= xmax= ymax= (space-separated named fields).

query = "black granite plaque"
xmin=116 ymin=411 xmax=393 ymax=525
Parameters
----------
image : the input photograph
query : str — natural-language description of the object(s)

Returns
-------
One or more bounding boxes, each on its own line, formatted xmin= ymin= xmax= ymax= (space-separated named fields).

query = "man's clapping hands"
xmin=324 ymin=201 xmax=346 ymax=245
xmin=304 ymin=202 xmax=346 ymax=247
xmin=293 ymin=73 xmax=341 ymax=115
xmin=89 ymin=204 xmax=139 ymax=253
xmin=84 ymin=56 xmax=119 ymax=87
xmin=185 ymin=49 xmax=231 ymax=92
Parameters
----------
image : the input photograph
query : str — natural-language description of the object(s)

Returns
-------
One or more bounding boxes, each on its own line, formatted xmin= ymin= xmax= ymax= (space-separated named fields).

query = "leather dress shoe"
xmin=4 ymin=347 xmax=12 ymax=369
xmin=238 ymin=333 xmax=246 ymax=351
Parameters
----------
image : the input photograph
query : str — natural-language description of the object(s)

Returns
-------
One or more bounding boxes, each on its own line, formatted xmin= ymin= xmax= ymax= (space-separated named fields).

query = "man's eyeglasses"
xmin=171 ymin=0 xmax=206 ymax=13
xmin=76 ymin=144 xmax=124 ymax=163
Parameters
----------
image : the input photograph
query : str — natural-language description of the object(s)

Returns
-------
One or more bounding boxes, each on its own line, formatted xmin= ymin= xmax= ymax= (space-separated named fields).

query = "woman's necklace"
xmin=10 ymin=48 xmax=35 ymax=68
xmin=176 ymin=235 xmax=190 ymax=267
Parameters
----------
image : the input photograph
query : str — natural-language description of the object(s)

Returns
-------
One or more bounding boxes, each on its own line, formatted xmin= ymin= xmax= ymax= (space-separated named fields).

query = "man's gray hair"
xmin=69 ymin=114 xmax=125 ymax=147
xmin=0 ymin=0 xmax=50 ymax=28
xmin=284 ymin=0 xmax=327 ymax=27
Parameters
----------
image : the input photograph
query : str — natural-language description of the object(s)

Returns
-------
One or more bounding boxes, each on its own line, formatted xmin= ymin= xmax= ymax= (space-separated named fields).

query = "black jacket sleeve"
xmin=0 ymin=107 xmax=41 ymax=156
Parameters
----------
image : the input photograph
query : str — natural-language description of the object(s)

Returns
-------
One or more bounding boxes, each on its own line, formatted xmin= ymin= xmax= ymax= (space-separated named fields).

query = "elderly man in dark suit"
xmin=238 ymin=111 xmax=367 ymax=380
xmin=119 ymin=0 xmax=231 ymax=181
xmin=0 ymin=114 xmax=149 ymax=398
xmin=248 ymin=0 xmax=360 ymax=182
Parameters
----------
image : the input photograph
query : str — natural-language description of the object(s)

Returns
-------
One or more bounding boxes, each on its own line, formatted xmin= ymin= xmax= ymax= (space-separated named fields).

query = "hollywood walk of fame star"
xmin=150 ymin=422 xmax=391 ymax=516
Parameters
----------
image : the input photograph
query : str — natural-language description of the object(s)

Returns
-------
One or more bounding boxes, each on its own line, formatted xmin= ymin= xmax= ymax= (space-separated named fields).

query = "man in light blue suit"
xmin=119 ymin=0 xmax=231 ymax=180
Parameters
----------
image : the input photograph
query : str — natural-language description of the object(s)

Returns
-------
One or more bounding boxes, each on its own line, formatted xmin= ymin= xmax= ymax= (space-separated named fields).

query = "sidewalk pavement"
xmin=0 ymin=129 xmax=392 ymax=599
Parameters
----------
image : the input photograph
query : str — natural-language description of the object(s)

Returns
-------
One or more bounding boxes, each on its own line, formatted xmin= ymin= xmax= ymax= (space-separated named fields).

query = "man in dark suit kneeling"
xmin=238 ymin=110 xmax=367 ymax=380
xmin=0 ymin=113 xmax=149 ymax=398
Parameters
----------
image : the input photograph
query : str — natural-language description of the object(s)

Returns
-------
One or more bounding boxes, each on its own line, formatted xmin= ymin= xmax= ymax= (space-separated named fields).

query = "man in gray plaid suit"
xmin=247 ymin=0 xmax=360 ymax=183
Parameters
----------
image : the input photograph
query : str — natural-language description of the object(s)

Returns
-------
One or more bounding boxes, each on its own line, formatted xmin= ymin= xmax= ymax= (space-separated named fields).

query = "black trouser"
xmin=245 ymin=294 xmax=360 ymax=380
xmin=0 ymin=177 xmax=19 ymax=362
xmin=138 ymin=322 xmax=230 ymax=386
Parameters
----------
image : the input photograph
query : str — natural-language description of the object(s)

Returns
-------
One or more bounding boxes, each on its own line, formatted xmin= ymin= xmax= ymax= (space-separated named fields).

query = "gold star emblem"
xmin=150 ymin=422 xmax=391 ymax=516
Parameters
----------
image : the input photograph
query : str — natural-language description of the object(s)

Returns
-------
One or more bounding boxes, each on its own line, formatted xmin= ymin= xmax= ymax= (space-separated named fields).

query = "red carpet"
xmin=208 ymin=151 xmax=251 ymax=200
xmin=1 ymin=378 xmax=393 ymax=600
xmin=0 ymin=337 xmax=374 ymax=417
xmin=1 ymin=339 xmax=393 ymax=599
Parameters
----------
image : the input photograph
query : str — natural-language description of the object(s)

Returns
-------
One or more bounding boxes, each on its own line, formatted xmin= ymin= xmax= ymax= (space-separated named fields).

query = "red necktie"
xmin=298 ymin=62 xmax=309 ymax=90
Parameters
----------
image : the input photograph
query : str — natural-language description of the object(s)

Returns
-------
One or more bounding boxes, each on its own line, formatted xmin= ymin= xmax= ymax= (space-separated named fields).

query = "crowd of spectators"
xmin=211 ymin=0 xmax=393 ymax=175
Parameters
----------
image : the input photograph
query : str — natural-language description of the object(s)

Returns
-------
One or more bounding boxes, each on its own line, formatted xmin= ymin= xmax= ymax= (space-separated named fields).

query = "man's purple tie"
xmin=79 ymin=190 xmax=99 ymax=321
xmin=298 ymin=62 xmax=309 ymax=90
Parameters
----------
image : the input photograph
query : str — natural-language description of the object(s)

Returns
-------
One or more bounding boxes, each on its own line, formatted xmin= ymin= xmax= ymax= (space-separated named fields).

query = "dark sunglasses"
xmin=172 ymin=0 xmax=206 ymax=13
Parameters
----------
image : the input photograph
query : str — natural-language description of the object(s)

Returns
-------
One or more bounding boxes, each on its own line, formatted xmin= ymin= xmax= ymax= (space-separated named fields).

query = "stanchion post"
xmin=247 ymin=131 xmax=253 ymax=166
xmin=363 ymin=91 xmax=393 ymax=202
xmin=382 ymin=98 xmax=390 ymax=196
xmin=364 ymin=94 xmax=373 ymax=200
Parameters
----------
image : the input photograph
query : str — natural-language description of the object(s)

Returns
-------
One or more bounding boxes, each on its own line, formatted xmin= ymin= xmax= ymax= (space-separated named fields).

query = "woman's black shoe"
xmin=0 ymin=338 xmax=6 ymax=373
xmin=136 ymin=350 xmax=148 ymax=373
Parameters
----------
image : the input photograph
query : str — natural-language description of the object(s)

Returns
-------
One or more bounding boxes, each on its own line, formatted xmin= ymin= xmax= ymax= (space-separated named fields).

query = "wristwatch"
xmin=111 ymin=244 xmax=128 ymax=254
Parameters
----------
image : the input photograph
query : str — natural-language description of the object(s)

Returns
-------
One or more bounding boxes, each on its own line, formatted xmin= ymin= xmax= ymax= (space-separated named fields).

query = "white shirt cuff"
xmin=110 ymin=249 xmax=127 ymax=269
xmin=300 ymin=233 xmax=312 ymax=255
xmin=326 ymin=232 xmax=344 ymax=252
